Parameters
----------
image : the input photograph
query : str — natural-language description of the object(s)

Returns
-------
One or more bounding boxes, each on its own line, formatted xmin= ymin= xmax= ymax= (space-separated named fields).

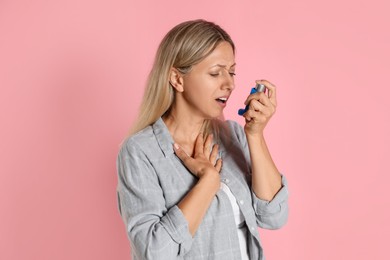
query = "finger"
xmin=209 ymin=144 xmax=219 ymax=164
xmin=249 ymin=99 xmax=274 ymax=117
xmin=248 ymin=98 xmax=266 ymax=112
xmin=244 ymin=91 xmax=261 ymax=105
xmin=259 ymin=92 xmax=274 ymax=108
xmin=203 ymin=134 xmax=213 ymax=158
xmin=215 ymin=158 xmax=223 ymax=173
xmin=173 ymin=143 xmax=194 ymax=169
xmin=244 ymin=109 xmax=267 ymax=124
xmin=245 ymin=91 xmax=272 ymax=107
xmin=257 ymin=79 xmax=277 ymax=107
xmin=245 ymin=92 xmax=276 ymax=118
xmin=243 ymin=109 xmax=254 ymax=123
xmin=194 ymin=133 xmax=204 ymax=157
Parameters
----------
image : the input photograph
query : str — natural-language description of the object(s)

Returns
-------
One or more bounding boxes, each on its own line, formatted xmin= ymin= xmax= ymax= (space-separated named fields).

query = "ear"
xmin=169 ymin=68 xmax=184 ymax=92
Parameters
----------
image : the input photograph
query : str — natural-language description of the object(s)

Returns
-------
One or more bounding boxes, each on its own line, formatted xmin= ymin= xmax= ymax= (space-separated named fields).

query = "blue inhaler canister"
xmin=238 ymin=83 xmax=266 ymax=116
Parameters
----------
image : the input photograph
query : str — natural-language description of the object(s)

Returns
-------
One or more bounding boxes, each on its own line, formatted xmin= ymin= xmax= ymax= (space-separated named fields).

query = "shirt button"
xmin=239 ymin=200 xmax=244 ymax=205
xmin=225 ymin=179 xmax=230 ymax=183
xmin=251 ymin=227 xmax=255 ymax=231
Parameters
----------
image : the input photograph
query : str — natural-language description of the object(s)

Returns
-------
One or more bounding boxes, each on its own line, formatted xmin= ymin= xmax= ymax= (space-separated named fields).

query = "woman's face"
xmin=180 ymin=41 xmax=236 ymax=119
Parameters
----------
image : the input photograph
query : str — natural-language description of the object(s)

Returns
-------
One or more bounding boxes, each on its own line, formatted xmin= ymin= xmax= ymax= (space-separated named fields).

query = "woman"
xmin=117 ymin=19 xmax=288 ymax=259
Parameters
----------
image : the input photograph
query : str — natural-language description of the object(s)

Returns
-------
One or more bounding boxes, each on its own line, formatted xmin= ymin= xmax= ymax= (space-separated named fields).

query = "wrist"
xmin=199 ymin=170 xmax=220 ymax=192
xmin=246 ymin=132 xmax=265 ymax=142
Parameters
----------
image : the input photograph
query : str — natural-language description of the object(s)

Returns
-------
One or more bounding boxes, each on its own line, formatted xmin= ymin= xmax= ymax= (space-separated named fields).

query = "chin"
xmin=205 ymin=111 xmax=224 ymax=120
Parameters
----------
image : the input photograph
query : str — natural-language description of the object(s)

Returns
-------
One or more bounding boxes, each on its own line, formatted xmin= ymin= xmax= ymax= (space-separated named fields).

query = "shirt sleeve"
xmin=228 ymin=120 xmax=289 ymax=230
xmin=116 ymin=139 xmax=193 ymax=259
xmin=251 ymin=175 xmax=289 ymax=229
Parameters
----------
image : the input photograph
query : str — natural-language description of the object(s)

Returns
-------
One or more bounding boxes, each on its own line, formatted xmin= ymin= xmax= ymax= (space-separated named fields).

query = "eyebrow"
xmin=211 ymin=63 xmax=236 ymax=69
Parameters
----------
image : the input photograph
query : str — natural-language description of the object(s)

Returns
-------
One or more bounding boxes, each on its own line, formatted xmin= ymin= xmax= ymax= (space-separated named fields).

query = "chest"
xmin=149 ymin=144 xmax=251 ymax=210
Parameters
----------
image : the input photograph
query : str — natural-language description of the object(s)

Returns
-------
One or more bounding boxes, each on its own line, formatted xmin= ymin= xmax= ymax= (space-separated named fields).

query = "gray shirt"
xmin=116 ymin=118 xmax=288 ymax=259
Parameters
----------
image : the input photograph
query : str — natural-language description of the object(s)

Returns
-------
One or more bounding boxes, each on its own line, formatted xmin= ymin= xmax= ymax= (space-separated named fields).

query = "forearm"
xmin=247 ymin=133 xmax=282 ymax=201
xmin=178 ymin=171 xmax=220 ymax=236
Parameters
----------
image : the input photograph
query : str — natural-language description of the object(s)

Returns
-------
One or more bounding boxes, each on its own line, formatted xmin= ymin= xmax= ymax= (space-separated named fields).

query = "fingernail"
xmin=173 ymin=143 xmax=179 ymax=150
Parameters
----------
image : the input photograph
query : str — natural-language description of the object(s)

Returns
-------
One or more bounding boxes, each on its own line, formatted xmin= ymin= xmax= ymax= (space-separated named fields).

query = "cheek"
xmin=186 ymin=76 xmax=213 ymax=94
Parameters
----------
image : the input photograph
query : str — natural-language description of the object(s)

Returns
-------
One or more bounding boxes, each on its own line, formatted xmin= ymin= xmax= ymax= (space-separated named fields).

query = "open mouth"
xmin=216 ymin=97 xmax=227 ymax=104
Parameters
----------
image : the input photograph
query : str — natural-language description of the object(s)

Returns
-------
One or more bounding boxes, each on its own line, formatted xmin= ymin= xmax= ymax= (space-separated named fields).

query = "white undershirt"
xmin=220 ymin=182 xmax=250 ymax=260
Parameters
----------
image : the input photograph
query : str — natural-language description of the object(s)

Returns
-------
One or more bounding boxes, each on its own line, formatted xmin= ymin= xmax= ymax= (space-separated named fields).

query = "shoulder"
xmin=124 ymin=125 xmax=154 ymax=146
xmin=118 ymin=125 xmax=160 ymax=160
xmin=223 ymin=120 xmax=246 ymax=142
xmin=225 ymin=120 xmax=243 ymax=134
xmin=216 ymin=119 xmax=247 ymax=149
xmin=116 ymin=126 xmax=162 ymax=184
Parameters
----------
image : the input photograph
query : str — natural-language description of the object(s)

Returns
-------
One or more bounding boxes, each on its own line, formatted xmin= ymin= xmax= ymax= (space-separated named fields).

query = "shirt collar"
xmin=152 ymin=117 xmax=175 ymax=158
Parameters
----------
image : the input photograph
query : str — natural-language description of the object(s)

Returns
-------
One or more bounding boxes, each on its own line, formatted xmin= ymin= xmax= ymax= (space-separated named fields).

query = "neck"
xmin=162 ymin=109 xmax=205 ymax=145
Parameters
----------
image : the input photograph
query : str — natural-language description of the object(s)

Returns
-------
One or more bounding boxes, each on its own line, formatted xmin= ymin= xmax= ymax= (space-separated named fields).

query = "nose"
xmin=222 ymin=72 xmax=235 ymax=91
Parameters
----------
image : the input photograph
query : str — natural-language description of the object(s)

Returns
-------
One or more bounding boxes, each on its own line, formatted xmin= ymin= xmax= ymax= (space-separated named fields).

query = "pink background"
xmin=1 ymin=0 xmax=389 ymax=259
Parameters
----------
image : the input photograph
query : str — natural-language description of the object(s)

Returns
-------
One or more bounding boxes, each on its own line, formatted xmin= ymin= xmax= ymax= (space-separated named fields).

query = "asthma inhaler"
xmin=238 ymin=83 xmax=266 ymax=116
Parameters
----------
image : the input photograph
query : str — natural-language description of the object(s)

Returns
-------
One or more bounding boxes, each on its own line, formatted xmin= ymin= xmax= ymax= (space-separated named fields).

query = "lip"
xmin=215 ymin=95 xmax=230 ymax=108
xmin=216 ymin=100 xmax=227 ymax=108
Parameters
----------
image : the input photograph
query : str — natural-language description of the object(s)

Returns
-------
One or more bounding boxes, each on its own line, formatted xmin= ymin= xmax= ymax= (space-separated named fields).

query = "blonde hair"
xmin=129 ymin=19 xmax=235 ymax=137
